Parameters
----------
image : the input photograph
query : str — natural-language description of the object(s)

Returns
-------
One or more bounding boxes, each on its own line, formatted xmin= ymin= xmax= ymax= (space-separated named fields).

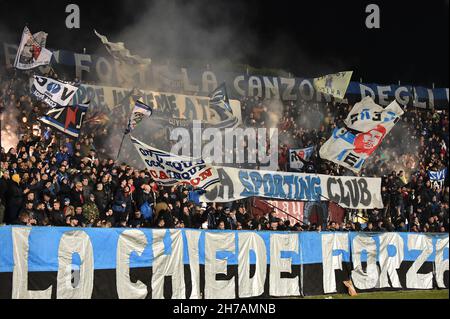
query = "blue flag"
xmin=428 ymin=168 xmax=447 ymax=189
xmin=209 ymin=82 xmax=232 ymax=114
xmin=38 ymin=103 xmax=89 ymax=138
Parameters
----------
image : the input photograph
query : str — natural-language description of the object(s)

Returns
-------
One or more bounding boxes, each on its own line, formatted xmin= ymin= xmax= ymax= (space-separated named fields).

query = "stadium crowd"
xmin=0 ymin=66 xmax=448 ymax=233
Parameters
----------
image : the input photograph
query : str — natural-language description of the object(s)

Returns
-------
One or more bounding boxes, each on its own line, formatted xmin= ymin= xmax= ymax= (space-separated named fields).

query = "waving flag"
xmin=125 ymin=99 xmax=153 ymax=134
xmin=289 ymin=146 xmax=315 ymax=170
xmin=207 ymin=83 xmax=239 ymax=129
xmin=428 ymin=168 xmax=447 ymax=189
xmin=38 ymin=104 xmax=89 ymax=138
xmin=31 ymin=76 xmax=79 ymax=108
xmin=14 ymin=26 xmax=52 ymax=70
xmin=210 ymin=83 xmax=232 ymax=113
xmin=344 ymin=96 xmax=403 ymax=132
xmin=319 ymin=98 xmax=403 ymax=173
xmin=313 ymin=71 xmax=353 ymax=100
xmin=94 ymin=30 xmax=151 ymax=65
xmin=131 ymin=136 xmax=220 ymax=190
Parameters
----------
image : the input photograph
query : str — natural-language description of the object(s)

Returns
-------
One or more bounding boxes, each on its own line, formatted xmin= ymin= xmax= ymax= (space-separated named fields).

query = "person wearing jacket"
xmin=136 ymin=184 xmax=156 ymax=209
xmin=113 ymin=185 xmax=133 ymax=223
xmin=70 ymin=182 xmax=85 ymax=207
xmin=83 ymin=193 xmax=100 ymax=226
xmin=5 ymin=174 xmax=24 ymax=224
xmin=93 ymin=183 xmax=109 ymax=215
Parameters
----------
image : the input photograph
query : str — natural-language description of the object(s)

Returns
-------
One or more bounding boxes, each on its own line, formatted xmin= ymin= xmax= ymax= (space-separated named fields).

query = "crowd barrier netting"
xmin=0 ymin=226 xmax=448 ymax=299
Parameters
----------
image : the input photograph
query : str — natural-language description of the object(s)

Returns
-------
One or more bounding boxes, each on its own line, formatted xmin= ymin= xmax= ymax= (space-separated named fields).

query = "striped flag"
xmin=125 ymin=99 xmax=153 ymax=134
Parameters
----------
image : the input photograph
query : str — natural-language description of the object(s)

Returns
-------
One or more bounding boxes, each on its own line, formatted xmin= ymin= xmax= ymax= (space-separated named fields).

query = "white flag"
xmin=94 ymin=30 xmax=151 ymax=65
xmin=319 ymin=99 xmax=403 ymax=173
xmin=344 ymin=96 xmax=404 ymax=132
xmin=125 ymin=100 xmax=153 ymax=134
xmin=31 ymin=76 xmax=79 ymax=108
xmin=14 ymin=26 xmax=52 ymax=70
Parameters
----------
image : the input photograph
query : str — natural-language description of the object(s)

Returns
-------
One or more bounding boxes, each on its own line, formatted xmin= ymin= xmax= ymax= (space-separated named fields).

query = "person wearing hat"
xmin=62 ymin=197 xmax=71 ymax=208
xmin=4 ymin=174 xmax=23 ymax=224
xmin=69 ymin=216 xmax=79 ymax=227
xmin=192 ymin=203 xmax=208 ymax=228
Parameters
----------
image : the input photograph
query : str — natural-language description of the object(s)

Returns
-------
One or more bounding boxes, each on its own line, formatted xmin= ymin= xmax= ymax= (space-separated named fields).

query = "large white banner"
xmin=70 ymin=84 xmax=242 ymax=125
xmin=131 ymin=136 xmax=220 ymax=190
xmin=319 ymin=98 xmax=404 ymax=173
xmin=31 ymin=76 xmax=79 ymax=108
xmin=13 ymin=26 xmax=52 ymax=70
xmin=1 ymin=227 xmax=447 ymax=299
xmin=200 ymin=166 xmax=383 ymax=209
xmin=3 ymin=42 xmax=448 ymax=109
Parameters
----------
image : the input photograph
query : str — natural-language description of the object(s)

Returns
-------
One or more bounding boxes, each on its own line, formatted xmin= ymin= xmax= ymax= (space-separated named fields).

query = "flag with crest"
xmin=14 ymin=26 xmax=52 ymax=70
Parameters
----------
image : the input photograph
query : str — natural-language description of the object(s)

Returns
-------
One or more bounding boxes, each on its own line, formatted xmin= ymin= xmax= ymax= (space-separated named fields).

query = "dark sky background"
xmin=0 ymin=0 xmax=448 ymax=87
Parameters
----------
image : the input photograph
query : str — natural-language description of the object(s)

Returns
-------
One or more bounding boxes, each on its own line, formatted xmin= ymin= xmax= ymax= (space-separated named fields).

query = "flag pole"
xmin=115 ymin=132 xmax=127 ymax=162
xmin=113 ymin=88 xmax=137 ymax=163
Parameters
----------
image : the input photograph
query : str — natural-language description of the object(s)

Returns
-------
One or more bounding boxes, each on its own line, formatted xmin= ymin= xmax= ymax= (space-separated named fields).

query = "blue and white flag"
xmin=38 ymin=103 xmax=89 ymax=138
xmin=209 ymin=82 xmax=232 ymax=113
xmin=320 ymin=98 xmax=403 ymax=173
xmin=344 ymin=96 xmax=403 ymax=132
xmin=289 ymin=146 xmax=315 ymax=170
xmin=207 ymin=83 xmax=239 ymax=129
xmin=31 ymin=75 xmax=78 ymax=108
xmin=428 ymin=168 xmax=447 ymax=189
xmin=125 ymin=99 xmax=153 ymax=134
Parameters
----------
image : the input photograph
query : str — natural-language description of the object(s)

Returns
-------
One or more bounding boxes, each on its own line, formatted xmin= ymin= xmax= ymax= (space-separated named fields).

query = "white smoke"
xmin=0 ymin=98 xmax=21 ymax=151
xmin=83 ymin=1 xmax=348 ymax=168
xmin=363 ymin=113 xmax=421 ymax=179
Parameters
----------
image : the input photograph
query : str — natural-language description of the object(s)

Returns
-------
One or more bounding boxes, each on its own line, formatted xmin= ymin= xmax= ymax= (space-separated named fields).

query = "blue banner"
xmin=0 ymin=226 xmax=447 ymax=298
xmin=2 ymin=42 xmax=448 ymax=110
